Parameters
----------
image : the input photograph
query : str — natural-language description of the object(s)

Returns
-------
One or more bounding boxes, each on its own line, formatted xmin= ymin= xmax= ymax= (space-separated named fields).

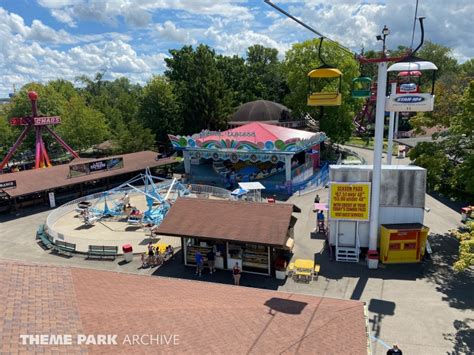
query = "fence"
xmin=45 ymin=184 xmax=231 ymax=240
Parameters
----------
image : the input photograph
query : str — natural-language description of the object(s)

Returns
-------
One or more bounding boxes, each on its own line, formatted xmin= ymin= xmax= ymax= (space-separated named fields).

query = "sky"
xmin=0 ymin=0 xmax=472 ymax=97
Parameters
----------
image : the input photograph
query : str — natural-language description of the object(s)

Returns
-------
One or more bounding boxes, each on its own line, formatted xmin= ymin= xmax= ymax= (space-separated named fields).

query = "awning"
xmin=314 ymin=203 xmax=329 ymax=211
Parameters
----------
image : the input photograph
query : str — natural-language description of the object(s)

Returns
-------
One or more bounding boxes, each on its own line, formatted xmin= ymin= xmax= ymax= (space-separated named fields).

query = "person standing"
xmin=233 ymin=262 xmax=241 ymax=286
xmin=314 ymin=194 xmax=320 ymax=203
xmin=195 ymin=250 xmax=204 ymax=277
xmin=387 ymin=344 xmax=402 ymax=355
xmin=147 ymin=242 xmax=154 ymax=266
xmin=207 ymin=249 xmax=216 ymax=274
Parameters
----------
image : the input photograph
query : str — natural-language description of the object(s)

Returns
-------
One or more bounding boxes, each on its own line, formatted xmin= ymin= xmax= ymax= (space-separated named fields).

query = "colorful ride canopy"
xmin=169 ymin=122 xmax=325 ymax=153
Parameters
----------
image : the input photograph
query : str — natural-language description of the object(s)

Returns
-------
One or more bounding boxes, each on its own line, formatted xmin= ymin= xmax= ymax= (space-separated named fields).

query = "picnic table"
xmin=288 ymin=259 xmax=321 ymax=282
xmin=153 ymin=242 xmax=167 ymax=254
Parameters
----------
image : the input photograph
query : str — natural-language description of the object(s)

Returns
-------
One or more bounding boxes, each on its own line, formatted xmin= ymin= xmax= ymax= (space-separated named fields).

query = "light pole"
xmin=386 ymin=82 xmax=397 ymax=164
xmin=368 ymin=26 xmax=390 ymax=268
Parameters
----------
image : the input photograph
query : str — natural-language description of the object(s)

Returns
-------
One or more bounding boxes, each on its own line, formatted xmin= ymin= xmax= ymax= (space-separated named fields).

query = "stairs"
xmin=336 ymin=247 xmax=360 ymax=262
xmin=335 ymin=221 xmax=361 ymax=263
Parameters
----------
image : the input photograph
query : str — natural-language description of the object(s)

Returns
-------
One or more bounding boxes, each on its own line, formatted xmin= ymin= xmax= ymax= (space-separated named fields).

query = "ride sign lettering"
xmin=329 ymin=183 xmax=371 ymax=221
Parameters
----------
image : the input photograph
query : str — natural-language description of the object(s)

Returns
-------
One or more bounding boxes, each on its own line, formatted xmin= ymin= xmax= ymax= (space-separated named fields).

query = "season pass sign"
xmin=329 ymin=183 xmax=371 ymax=221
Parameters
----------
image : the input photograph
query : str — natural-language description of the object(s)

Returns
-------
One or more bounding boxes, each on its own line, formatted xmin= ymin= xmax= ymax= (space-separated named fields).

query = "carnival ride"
xmin=0 ymin=91 xmax=79 ymax=170
xmin=78 ymin=168 xmax=190 ymax=226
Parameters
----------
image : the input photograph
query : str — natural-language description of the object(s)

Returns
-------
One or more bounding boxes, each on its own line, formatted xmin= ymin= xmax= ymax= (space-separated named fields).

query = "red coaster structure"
xmin=0 ymin=91 xmax=79 ymax=170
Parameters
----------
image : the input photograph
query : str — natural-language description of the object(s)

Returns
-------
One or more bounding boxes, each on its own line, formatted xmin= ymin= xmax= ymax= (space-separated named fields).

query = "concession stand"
xmin=155 ymin=198 xmax=297 ymax=276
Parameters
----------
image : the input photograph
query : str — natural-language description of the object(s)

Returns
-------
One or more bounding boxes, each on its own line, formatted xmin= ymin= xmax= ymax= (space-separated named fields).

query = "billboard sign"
xmin=69 ymin=157 xmax=124 ymax=177
xmin=329 ymin=182 xmax=371 ymax=221
xmin=0 ymin=180 xmax=16 ymax=189
xmin=386 ymin=93 xmax=434 ymax=112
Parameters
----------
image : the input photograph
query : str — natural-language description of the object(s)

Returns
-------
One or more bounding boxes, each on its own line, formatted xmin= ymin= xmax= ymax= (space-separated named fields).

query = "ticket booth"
xmin=379 ymin=224 xmax=429 ymax=263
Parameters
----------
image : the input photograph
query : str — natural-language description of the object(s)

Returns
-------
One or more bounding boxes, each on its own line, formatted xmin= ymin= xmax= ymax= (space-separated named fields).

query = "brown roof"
xmin=156 ymin=198 xmax=295 ymax=246
xmin=0 ymin=259 xmax=369 ymax=354
xmin=0 ymin=151 xmax=176 ymax=198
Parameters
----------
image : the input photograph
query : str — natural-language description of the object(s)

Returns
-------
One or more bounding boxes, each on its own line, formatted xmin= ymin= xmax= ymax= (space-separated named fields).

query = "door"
xmin=338 ymin=221 xmax=357 ymax=246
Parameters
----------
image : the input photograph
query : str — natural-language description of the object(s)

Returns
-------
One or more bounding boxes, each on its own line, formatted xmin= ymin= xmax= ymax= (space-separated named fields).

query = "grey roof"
xmin=230 ymin=100 xmax=291 ymax=123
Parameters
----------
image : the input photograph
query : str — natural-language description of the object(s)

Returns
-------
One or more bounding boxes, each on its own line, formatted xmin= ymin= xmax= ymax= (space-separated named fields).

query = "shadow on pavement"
xmin=314 ymin=233 xmax=473 ymax=309
xmin=427 ymin=190 xmax=467 ymax=214
xmin=368 ymin=299 xmax=396 ymax=338
xmin=0 ymin=205 xmax=50 ymax=222
xmin=443 ymin=318 xmax=473 ymax=355
xmin=422 ymin=233 xmax=474 ymax=310
xmin=152 ymin=250 xmax=285 ymax=290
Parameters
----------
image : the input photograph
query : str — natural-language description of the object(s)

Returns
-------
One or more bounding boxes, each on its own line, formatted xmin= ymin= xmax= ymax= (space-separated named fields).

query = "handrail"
xmin=44 ymin=183 xmax=230 ymax=240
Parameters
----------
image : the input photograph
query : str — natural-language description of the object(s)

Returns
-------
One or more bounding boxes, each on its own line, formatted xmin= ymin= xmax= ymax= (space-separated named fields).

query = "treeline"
xmin=0 ymin=41 xmax=472 ymax=200
xmin=405 ymin=44 xmax=474 ymax=200
xmin=0 ymin=41 xmax=362 ymax=162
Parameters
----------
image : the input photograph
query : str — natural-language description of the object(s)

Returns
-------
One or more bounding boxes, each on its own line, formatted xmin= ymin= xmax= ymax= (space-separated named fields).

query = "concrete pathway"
xmin=0 ymin=147 xmax=472 ymax=355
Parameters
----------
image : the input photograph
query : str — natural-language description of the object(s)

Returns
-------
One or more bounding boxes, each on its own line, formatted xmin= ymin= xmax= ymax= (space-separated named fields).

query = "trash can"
xmin=122 ymin=244 xmax=133 ymax=262
xmin=367 ymin=250 xmax=379 ymax=269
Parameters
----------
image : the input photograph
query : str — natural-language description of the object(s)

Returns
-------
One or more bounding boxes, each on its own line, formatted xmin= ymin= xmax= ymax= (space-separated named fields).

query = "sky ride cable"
xmin=263 ymin=0 xmax=354 ymax=58
xmin=410 ymin=0 xmax=420 ymax=50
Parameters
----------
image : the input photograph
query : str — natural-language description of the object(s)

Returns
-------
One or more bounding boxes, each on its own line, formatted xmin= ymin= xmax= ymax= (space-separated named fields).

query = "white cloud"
xmin=154 ymin=21 xmax=197 ymax=45
xmin=38 ymin=0 xmax=253 ymax=28
xmin=0 ymin=8 xmax=166 ymax=96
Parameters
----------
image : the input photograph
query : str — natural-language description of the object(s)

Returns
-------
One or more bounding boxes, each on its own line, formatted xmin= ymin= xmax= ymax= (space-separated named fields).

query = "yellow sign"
xmin=329 ymin=183 xmax=371 ymax=221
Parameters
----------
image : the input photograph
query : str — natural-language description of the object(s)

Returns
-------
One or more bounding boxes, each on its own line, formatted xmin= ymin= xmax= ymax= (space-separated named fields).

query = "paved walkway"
xmin=0 ymin=147 xmax=472 ymax=354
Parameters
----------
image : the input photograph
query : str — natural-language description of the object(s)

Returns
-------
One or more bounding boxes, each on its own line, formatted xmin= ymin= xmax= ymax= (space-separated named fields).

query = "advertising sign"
xmin=10 ymin=117 xmax=61 ymax=126
xmin=385 ymin=93 xmax=435 ymax=112
xmin=48 ymin=192 xmax=56 ymax=208
xmin=329 ymin=182 xmax=371 ymax=221
xmin=33 ymin=116 xmax=61 ymax=125
xmin=69 ymin=157 xmax=124 ymax=177
xmin=0 ymin=180 xmax=16 ymax=189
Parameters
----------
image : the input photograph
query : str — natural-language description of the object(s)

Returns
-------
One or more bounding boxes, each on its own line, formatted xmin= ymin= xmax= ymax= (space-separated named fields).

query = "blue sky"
xmin=0 ymin=0 xmax=472 ymax=97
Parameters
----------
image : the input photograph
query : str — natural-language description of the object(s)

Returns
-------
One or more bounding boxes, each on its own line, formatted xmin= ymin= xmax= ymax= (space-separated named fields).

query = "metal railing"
xmin=45 ymin=184 xmax=231 ymax=240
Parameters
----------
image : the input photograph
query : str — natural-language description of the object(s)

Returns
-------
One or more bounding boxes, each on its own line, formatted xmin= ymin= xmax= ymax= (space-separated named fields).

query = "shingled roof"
xmin=0 ymin=259 xmax=369 ymax=354
xmin=0 ymin=151 xmax=176 ymax=198
xmin=156 ymin=198 xmax=295 ymax=247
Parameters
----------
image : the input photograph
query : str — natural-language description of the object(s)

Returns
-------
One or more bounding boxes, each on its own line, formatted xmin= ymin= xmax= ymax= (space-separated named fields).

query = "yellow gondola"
xmin=307 ymin=67 xmax=342 ymax=106
xmin=307 ymin=38 xmax=343 ymax=107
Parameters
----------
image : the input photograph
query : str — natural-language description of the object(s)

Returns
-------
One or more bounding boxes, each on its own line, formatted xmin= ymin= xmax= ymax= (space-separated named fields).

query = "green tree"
xmin=460 ymin=58 xmax=474 ymax=78
xmin=408 ymin=142 xmax=451 ymax=191
xmin=137 ymin=76 xmax=181 ymax=143
xmin=0 ymin=114 xmax=14 ymax=158
xmin=113 ymin=120 xmax=155 ymax=154
xmin=56 ymin=96 xmax=109 ymax=151
xmin=451 ymin=222 xmax=474 ymax=271
xmin=216 ymin=54 xmax=249 ymax=108
xmin=409 ymin=81 xmax=474 ymax=198
xmin=244 ymin=45 xmax=288 ymax=103
xmin=416 ymin=41 xmax=459 ymax=77
xmin=283 ymin=38 xmax=360 ymax=143
xmin=165 ymin=44 xmax=233 ymax=133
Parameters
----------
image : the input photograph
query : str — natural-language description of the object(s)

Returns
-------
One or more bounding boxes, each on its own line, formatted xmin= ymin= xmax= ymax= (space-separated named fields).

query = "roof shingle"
xmin=0 ymin=259 xmax=369 ymax=354
xmin=156 ymin=198 xmax=295 ymax=246
xmin=0 ymin=151 xmax=175 ymax=197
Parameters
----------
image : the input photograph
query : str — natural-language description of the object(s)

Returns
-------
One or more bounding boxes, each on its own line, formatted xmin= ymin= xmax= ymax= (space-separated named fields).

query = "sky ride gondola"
xmin=351 ymin=76 xmax=372 ymax=98
xmin=386 ymin=17 xmax=438 ymax=112
xmin=307 ymin=38 xmax=343 ymax=107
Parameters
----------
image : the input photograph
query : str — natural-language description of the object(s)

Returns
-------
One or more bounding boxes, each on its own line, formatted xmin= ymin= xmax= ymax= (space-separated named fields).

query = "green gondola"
xmin=351 ymin=76 xmax=372 ymax=98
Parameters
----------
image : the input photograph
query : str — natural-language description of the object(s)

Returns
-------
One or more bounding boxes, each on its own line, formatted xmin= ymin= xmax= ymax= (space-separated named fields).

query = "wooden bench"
xmin=87 ymin=245 xmax=118 ymax=260
xmin=54 ymin=240 xmax=76 ymax=256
